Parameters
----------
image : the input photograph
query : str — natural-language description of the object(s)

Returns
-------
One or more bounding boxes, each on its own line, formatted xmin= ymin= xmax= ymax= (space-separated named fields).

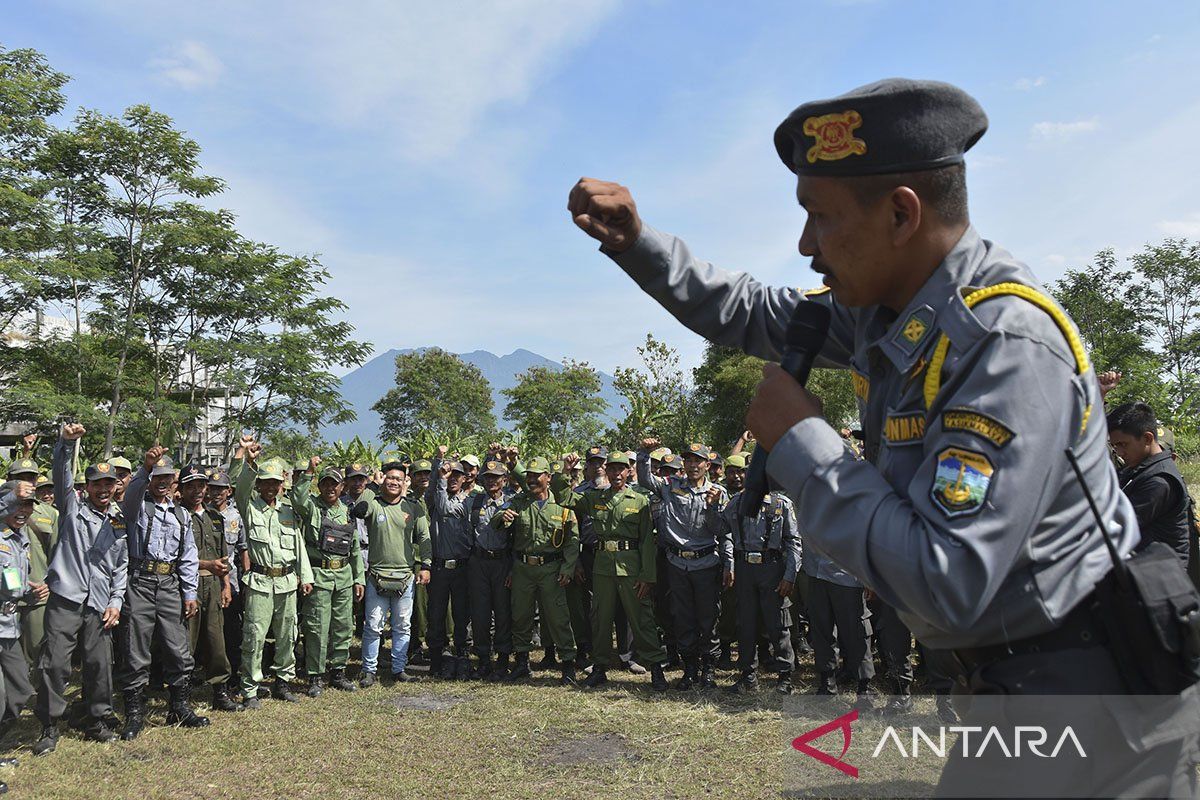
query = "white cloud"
xmin=1030 ymin=117 xmax=1100 ymax=142
xmin=1013 ymin=76 xmax=1046 ymax=91
xmin=149 ymin=40 xmax=224 ymax=90
xmin=1157 ymin=212 xmax=1200 ymax=238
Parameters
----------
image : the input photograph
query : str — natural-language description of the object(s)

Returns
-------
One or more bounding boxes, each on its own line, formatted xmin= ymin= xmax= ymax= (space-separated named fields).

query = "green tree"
xmin=808 ymin=368 xmax=857 ymax=430
xmin=1134 ymin=238 xmax=1200 ymax=423
xmin=503 ymin=359 xmax=605 ymax=457
xmin=609 ymin=334 xmax=704 ymax=450
xmin=373 ymin=348 xmax=496 ymax=441
xmin=693 ymin=343 xmax=763 ymax=451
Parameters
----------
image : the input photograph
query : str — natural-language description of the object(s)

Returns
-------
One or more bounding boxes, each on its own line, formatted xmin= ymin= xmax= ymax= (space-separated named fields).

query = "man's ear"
xmin=890 ymin=186 xmax=922 ymax=246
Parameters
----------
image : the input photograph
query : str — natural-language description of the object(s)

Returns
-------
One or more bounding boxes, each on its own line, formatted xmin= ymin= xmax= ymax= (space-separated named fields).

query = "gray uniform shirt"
xmin=609 ymin=224 xmax=1139 ymax=649
xmin=212 ymin=503 xmax=246 ymax=593
xmin=49 ymin=437 xmax=129 ymax=614
xmin=470 ymin=492 xmax=512 ymax=552
xmin=121 ymin=468 xmax=200 ymax=602
xmin=425 ymin=459 xmax=475 ymax=560
xmin=636 ymin=451 xmax=727 ymax=571
xmin=710 ymin=490 xmax=802 ymax=584
xmin=0 ymin=525 xmax=32 ymax=638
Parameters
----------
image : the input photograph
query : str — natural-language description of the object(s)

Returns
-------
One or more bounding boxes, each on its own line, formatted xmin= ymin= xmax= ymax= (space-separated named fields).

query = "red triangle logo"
xmin=791 ymin=708 xmax=858 ymax=778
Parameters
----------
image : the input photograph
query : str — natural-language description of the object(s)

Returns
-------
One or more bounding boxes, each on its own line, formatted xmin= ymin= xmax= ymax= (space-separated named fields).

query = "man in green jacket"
xmin=231 ymin=436 xmax=313 ymax=708
xmin=291 ymin=458 xmax=364 ymax=696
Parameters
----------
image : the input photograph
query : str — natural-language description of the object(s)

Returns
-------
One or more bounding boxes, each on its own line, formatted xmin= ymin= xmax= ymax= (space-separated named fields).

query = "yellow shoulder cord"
xmin=923 ymin=282 xmax=1090 ymax=411
xmin=552 ymin=507 xmax=567 ymax=549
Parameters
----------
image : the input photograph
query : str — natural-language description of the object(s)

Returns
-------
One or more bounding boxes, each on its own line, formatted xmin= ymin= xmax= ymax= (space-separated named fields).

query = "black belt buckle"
xmin=523 ymin=554 xmax=545 ymax=566
xmin=322 ymin=557 xmax=346 ymax=570
xmin=745 ymin=552 xmax=764 ymax=565
xmin=443 ymin=559 xmax=458 ymax=569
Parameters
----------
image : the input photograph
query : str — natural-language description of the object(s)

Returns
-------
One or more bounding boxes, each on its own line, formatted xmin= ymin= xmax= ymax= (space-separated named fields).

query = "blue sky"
xmin=8 ymin=1 xmax=1200 ymax=377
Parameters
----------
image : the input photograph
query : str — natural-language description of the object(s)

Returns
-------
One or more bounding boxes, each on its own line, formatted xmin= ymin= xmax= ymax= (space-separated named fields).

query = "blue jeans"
xmin=361 ymin=578 xmax=415 ymax=675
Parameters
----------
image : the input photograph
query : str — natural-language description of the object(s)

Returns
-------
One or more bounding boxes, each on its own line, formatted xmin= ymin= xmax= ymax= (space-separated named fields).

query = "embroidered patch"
xmin=593 ymin=504 xmax=607 ymax=511
xmin=902 ymin=316 xmax=927 ymax=344
xmin=942 ymin=409 xmax=1016 ymax=448
xmin=803 ymin=110 xmax=867 ymax=163
xmin=931 ymin=447 xmax=994 ymax=519
xmin=96 ymin=462 xmax=111 ymax=473
xmin=884 ymin=412 xmax=926 ymax=446
xmin=0 ymin=544 xmax=10 ymax=554
xmin=852 ymin=371 xmax=870 ymax=403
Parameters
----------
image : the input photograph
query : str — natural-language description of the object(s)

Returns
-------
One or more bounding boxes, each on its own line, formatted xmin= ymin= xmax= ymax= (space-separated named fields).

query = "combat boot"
xmin=816 ymin=671 xmax=837 ymax=696
xmin=358 ymin=670 xmax=377 ymax=689
xmin=533 ymin=644 xmax=557 ymax=671
xmin=505 ymin=652 xmax=532 ymax=682
xmin=212 ymin=685 xmax=242 ymax=712
xmin=776 ymin=671 xmax=795 ymax=695
xmin=428 ymin=652 xmax=444 ymax=678
xmin=699 ymin=657 xmax=718 ymax=689
xmin=307 ymin=675 xmax=324 ymax=698
xmin=121 ymin=690 xmax=146 ymax=741
xmin=882 ymin=679 xmax=913 ymax=716
xmin=271 ymin=678 xmax=300 ymax=702
xmin=650 ymin=663 xmax=669 ymax=692
xmin=454 ymin=654 xmax=472 ymax=681
xmin=437 ymin=655 xmax=456 ymax=681
xmin=559 ymin=659 xmax=578 ymax=687
xmin=582 ymin=667 xmax=608 ymax=689
xmin=936 ymin=690 xmax=958 ymax=724
xmin=472 ymin=654 xmax=493 ymax=680
xmin=674 ymin=659 xmax=698 ymax=691
xmin=82 ymin=718 xmax=119 ymax=743
xmin=328 ymin=668 xmax=357 ymax=692
xmin=717 ymin=643 xmax=735 ymax=670
xmin=487 ymin=653 xmax=510 ymax=682
xmin=32 ymin=724 xmax=59 ymax=756
xmin=726 ymin=671 xmax=759 ymax=694
xmin=166 ymin=685 xmax=211 ymax=728
xmin=853 ymin=679 xmax=876 ymax=711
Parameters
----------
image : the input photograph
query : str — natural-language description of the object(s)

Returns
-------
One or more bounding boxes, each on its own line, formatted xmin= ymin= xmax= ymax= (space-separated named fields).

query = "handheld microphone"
xmin=741 ymin=300 xmax=832 ymax=519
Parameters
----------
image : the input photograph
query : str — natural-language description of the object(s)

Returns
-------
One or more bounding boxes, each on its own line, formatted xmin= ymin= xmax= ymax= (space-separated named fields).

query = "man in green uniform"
xmin=291 ymin=458 xmax=364 ymax=696
xmin=231 ymin=436 xmax=313 ymax=708
xmin=7 ymin=460 xmax=55 ymax=666
xmin=559 ymin=452 xmax=669 ymax=691
xmin=178 ymin=464 xmax=239 ymax=711
xmin=494 ymin=457 xmax=580 ymax=686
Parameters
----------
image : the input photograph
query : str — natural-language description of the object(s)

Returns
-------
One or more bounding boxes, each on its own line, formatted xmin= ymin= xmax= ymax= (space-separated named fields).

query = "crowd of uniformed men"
xmin=0 ymin=386 xmax=1190 ymax=764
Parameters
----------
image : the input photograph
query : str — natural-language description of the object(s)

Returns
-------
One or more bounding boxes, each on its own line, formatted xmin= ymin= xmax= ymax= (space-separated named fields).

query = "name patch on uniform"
xmin=593 ymin=504 xmax=607 ymax=511
xmin=931 ymin=447 xmax=994 ymax=519
xmin=852 ymin=371 xmax=871 ymax=403
xmin=942 ymin=409 xmax=1015 ymax=448
xmin=0 ymin=543 xmax=10 ymax=554
xmin=884 ymin=412 xmax=925 ymax=446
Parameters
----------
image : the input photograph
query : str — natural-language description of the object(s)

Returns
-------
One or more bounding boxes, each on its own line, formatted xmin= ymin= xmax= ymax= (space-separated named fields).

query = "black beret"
xmin=774 ymin=78 xmax=987 ymax=177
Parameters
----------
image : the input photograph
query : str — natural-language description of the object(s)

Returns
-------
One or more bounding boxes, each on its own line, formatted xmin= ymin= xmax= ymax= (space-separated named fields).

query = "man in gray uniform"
xmin=467 ymin=459 xmax=514 ymax=680
xmin=206 ymin=468 xmax=246 ymax=698
xmin=569 ymin=78 xmax=1197 ymax=796
xmin=425 ymin=448 xmax=474 ymax=679
xmin=709 ymin=485 xmax=801 ymax=694
xmin=118 ymin=447 xmax=208 ymax=740
xmin=0 ymin=480 xmax=43 ymax=764
xmin=636 ymin=439 xmax=727 ymax=690
xmin=33 ymin=425 xmax=128 ymax=755
xmin=801 ymin=534 xmax=874 ymax=702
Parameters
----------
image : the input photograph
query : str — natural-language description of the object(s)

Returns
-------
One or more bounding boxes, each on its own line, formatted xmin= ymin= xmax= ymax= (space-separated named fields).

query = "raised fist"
xmin=640 ymin=437 xmax=661 ymax=451
xmin=568 ymin=178 xmax=643 ymax=253
xmin=61 ymin=423 xmax=86 ymax=441
xmin=143 ymin=445 xmax=166 ymax=472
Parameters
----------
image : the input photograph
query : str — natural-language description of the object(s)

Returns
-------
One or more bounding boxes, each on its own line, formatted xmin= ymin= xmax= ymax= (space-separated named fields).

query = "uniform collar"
xmin=866 ymin=225 xmax=990 ymax=374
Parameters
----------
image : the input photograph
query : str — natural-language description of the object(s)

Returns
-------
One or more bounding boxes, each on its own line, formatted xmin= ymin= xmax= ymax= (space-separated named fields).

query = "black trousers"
xmin=735 ymin=559 xmax=795 ymax=675
xmin=223 ymin=589 xmax=243 ymax=681
xmin=427 ymin=560 xmax=471 ymax=655
xmin=36 ymin=593 xmax=113 ymax=724
xmin=117 ymin=573 xmax=194 ymax=692
xmin=468 ymin=555 xmax=512 ymax=658
xmin=654 ymin=545 xmax=674 ymax=647
xmin=0 ymin=635 xmax=32 ymax=723
xmin=806 ymin=576 xmax=874 ymax=681
xmin=667 ymin=563 xmax=721 ymax=662
xmin=866 ymin=594 xmax=913 ymax=687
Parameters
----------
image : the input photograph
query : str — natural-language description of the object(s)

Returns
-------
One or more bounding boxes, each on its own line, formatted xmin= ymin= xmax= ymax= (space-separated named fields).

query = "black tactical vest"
xmin=1122 ymin=452 xmax=1191 ymax=566
xmin=319 ymin=506 xmax=356 ymax=557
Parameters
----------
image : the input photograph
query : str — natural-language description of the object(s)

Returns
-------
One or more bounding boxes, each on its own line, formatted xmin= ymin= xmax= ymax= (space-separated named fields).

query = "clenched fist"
xmin=61 ymin=423 xmax=86 ymax=441
xmin=568 ymin=178 xmax=643 ymax=253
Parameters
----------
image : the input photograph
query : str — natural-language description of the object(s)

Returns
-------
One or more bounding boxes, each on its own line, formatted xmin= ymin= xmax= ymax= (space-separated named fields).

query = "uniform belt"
xmin=198 ymin=569 xmax=214 ymax=578
xmin=950 ymin=593 xmax=1105 ymax=676
xmin=669 ymin=543 xmax=717 ymax=560
xmin=319 ymin=556 xmax=348 ymax=571
xmin=600 ymin=539 xmax=636 ymax=552
xmin=516 ymin=551 xmax=564 ymax=566
xmin=434 ymin=557 xmax=469 ymax=570
xmin=133 ymin=558 xmax=177 ymax=575
xmin=249 ymin=563 xmax=295 ymax=578
xmin=736 ymin=550 xmax=781 ymax=565
xmin=474 ymin=546 xmax=510 ymax=560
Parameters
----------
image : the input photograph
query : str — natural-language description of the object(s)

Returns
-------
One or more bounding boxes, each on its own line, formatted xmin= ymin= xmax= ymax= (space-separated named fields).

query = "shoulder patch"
xmin=884 ymin=412 xmax=926 ymax=446
xmin=942 ymin=408 xmax=1015 ymax=448
xmin=931 ymin=447 xmax=994 ymax=519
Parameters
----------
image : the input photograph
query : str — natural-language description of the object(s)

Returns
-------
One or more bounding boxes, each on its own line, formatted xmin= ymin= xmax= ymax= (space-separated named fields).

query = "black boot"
xmin=472 ymin=654 xmax=493 ymax=680
xmin=559 ymin=659 xmax=578 ymax=687
xmin=32 ymin=723 xmax=60 ymax=756
xmin=726 ymin=671 xmax=759 ymax=694
xmin=699 ymin=657 xmax=717 ymax=689
xmin=650 ymin=663 xmax=668 ymax=692
xmin=853 ymin=679 xmax=876 ymax=711
xmin=437 ymin=654 xmax=456 ymax=680
xmin=582 ymin=667 xmax=608 ymax=688
xmin=328 ymin=668 xmax=357 ymax=692
xmin=534 ymin=644 xmax=557 ymax=671
xmin=358 ymin=670 xmax=377 ymax=689
xmin=166 ymin=685 xmax=211 ymax=728
xmin=665 ymin=645 xmax=681 ymax=670
xmin=307 ymin=676 xmax=325 ymax=698
xmin=487 ymin=653 xmax=510 ymax=682
xmin=776 ymin=671 xmax=795 ymax=695
xmin=121 ymin=690 xmax=146 ymax=741
xmin=212 ymin=686 xmax=242 ymax=712
xmin=454 ymin=654 xmax=472 ymax=681
xmin=505 ymin=652 xmax=532 ymax=682
xmin=936 ymin=690 xmax=958 ymax=724
xmin=675 ymin=659 xmax=698 ymax=691
xmin=271 ymin=678 xmax=299 ymax=702
xmin=428 ymin=653 xmax=445 ymax=678
xmin=717 ymin=643 xmax=735 ymax=670
xmin=883 ymin=679 xmax=913 ymax=716
xmin=816 ymin=671 xmax=837 ymax=696
xmin=82 ymin=716 xmax=120 ymax=742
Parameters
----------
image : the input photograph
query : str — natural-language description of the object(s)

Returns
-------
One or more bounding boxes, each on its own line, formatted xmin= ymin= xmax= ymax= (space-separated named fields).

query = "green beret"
xmin=774 ymin=78 xmax=987 ymax=177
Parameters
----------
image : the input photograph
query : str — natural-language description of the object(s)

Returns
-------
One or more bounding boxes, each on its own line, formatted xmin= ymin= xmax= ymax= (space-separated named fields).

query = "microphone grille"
xmin=785 ymin=301 xmax=832 ymax=351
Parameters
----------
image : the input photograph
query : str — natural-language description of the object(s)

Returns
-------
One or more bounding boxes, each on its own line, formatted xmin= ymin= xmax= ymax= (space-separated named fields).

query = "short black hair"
xmin=1106 ymin=401 xmax=1158 ymax=439
xmin=845 ymin=163 xmax=969 ymax=225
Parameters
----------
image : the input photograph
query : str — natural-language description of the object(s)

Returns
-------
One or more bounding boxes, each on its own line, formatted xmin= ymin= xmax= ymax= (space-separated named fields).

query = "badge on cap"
xmin=156 ymin=458 xmax=166 ymax=467
xmin=803 ymin=110 xmax=867 ymax=163
xmin=97 ymin=463 xmax=110 ymax=473
xmin=931 ymin=447 xmax=993 ymax=519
